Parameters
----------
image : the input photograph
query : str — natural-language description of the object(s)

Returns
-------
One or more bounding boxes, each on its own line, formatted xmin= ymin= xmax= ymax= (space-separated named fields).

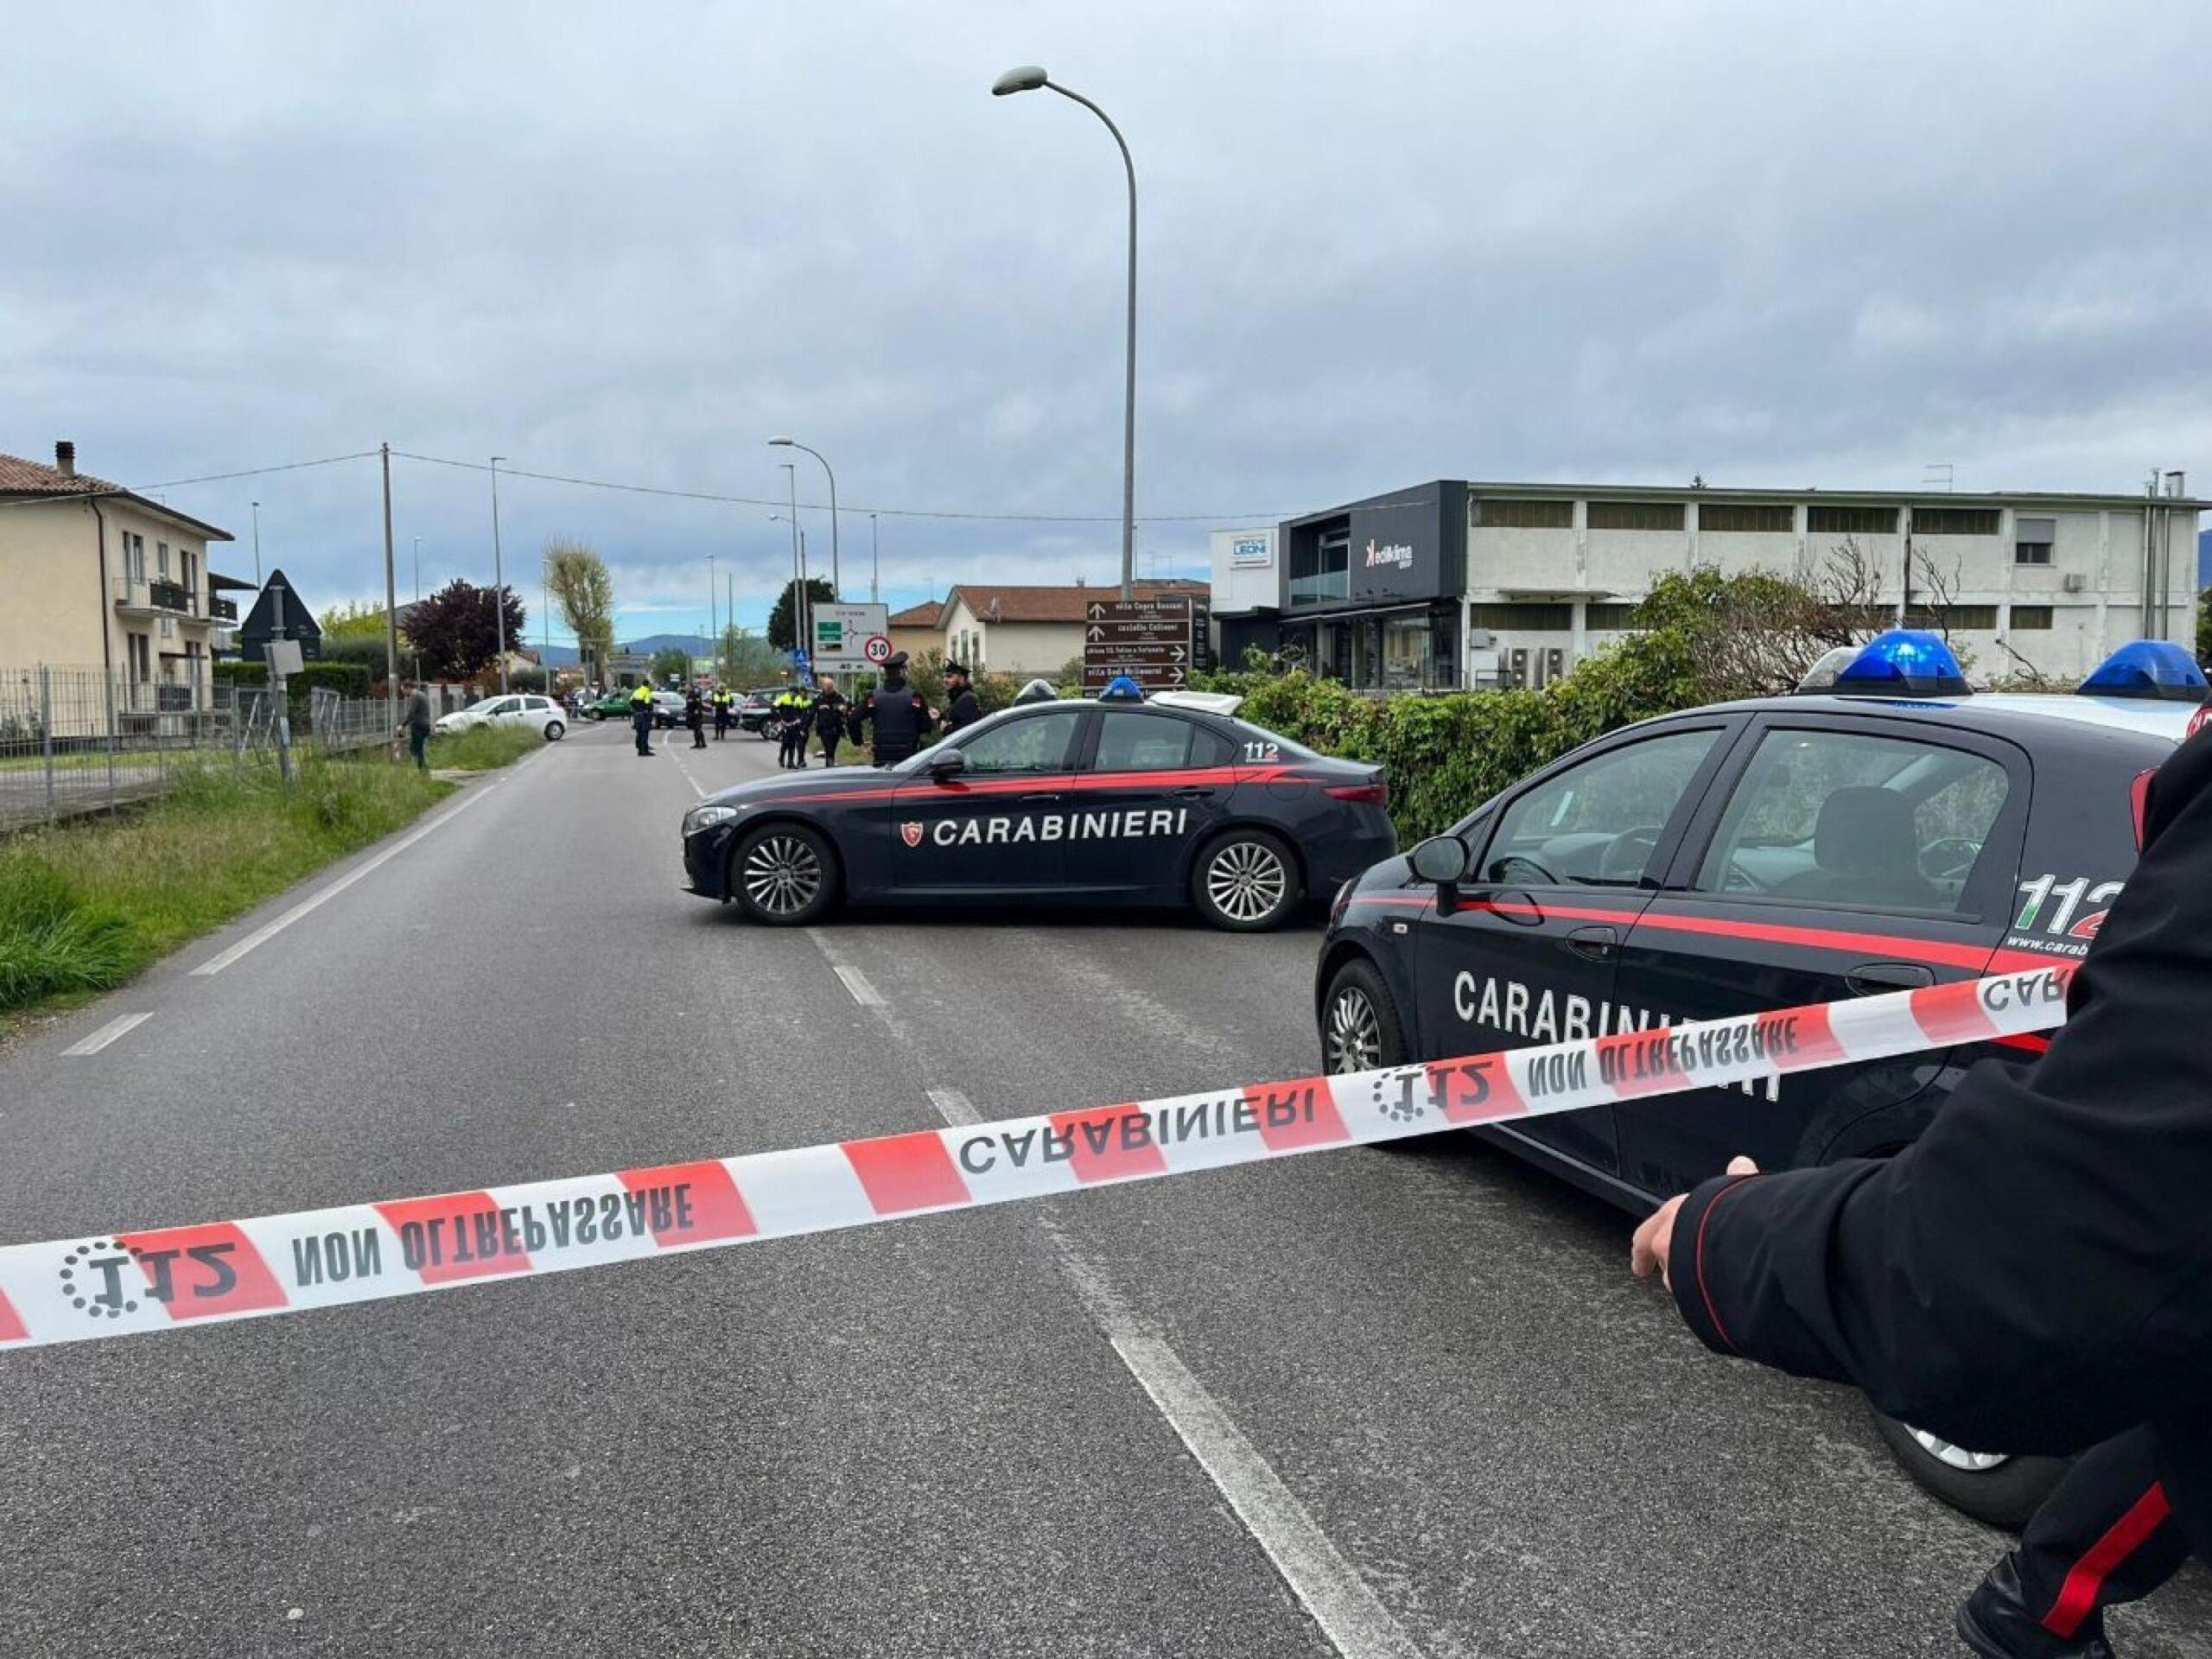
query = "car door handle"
xmin=1847 ymin=962 xmax=1936 ymax=995
xmin=1564 ymin=925 xmax=1618 ymax=963
xmin=1020 ymin=792 xmax=1061 ymax=803
xmin=1173 ymin=786 xmax=1217 ymax=799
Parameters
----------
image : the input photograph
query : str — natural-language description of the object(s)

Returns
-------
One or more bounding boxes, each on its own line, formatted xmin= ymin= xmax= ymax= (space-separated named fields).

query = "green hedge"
xmin=213 ymin=660 xmax=372 ymax=698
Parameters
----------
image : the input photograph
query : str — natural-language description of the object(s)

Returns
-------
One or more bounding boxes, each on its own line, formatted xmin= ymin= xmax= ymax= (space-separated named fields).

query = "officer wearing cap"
xmin=941 ymin=660 xmax=982 ymax=737
xmin=1632 ymin=721 xmax=2212 ymax=1656
xmin=848 ymin=652 xmax=935 ymax=767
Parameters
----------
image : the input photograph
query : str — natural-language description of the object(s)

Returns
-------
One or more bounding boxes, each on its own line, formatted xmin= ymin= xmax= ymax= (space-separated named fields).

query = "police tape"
xmin=0 ymin=964 xmax=2075 ymax=1350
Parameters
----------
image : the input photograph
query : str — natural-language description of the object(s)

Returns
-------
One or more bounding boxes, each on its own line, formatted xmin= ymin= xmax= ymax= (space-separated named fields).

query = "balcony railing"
xmin=208 ymin=595 xmax=238 ymax=622
xmin=1287 ymin=570 xmax=1351 ymax=607
xmin=112 ymin=576 xmax=200 ymax=615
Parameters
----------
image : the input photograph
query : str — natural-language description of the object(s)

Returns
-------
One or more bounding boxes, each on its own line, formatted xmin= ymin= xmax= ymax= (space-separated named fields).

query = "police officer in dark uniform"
xmin=811 ymin=674 xmax=849 ymax=767
xmin=776 ymin=684 xmax=809 ymax=769
xmin=1633 ymin=722 xmax=2212 ymax=1657
xmin=683 ymin=685 xmax=707 ymax=750
xmin=848 ymin=652 xmax=935 ymax=766
xmin=940 ymin=660 xmax=982 ymax=737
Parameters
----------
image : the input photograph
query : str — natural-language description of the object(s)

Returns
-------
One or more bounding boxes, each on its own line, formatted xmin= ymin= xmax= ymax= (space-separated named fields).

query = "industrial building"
xmin=1211 ymin=477 xmax=2204 ymax=690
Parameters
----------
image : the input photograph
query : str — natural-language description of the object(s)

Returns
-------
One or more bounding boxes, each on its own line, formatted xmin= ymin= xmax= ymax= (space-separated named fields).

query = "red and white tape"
xmin=0 ymin=966 xmax=2074 ymax=1350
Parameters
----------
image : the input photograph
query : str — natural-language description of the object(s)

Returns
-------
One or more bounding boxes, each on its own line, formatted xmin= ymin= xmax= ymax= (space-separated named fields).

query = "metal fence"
xmin=0 ymin=664 xmax=412 ymax=830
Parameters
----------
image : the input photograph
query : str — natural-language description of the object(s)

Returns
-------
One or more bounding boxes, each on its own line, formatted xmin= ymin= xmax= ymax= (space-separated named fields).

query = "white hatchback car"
xmin=433 ymin=693 xmax=568 ymax=741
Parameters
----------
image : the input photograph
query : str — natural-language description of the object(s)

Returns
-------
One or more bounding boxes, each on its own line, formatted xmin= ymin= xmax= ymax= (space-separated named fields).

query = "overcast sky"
xmin=6 ymin=1 xmax=2209 ymax=646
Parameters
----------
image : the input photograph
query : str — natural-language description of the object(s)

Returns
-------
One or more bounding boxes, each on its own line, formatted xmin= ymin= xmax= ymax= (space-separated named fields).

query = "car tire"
xmin=1868 ymin=1407 xmax=2068 ymax=1530
xmin=543 ymin=721 xmax=565 ymax=742
xmin=1191 ymin=829 xmax=1301 ymax=931
xmin=1321 ymin=957 xmax=1409 ymax=1074
xmin=729 ymin=823 xmax=839 ymax=926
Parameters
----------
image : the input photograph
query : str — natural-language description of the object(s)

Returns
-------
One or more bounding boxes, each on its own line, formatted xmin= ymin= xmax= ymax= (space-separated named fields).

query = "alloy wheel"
xmin=1907 ymin=1426 xmax=2010 ymax=1473
xmin=1325 ymin=986 xmax=1383 ymax=1073
xmin=741 ymin=834 xmax=823 ymax=917
xmin=1206 ymin=840 xmax=1288 ymax=924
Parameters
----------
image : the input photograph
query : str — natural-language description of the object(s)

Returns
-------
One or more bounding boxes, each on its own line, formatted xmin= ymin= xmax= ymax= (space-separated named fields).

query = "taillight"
xmin=1325 ymin=779 xmax=1389 ymax=808
xmin=2190 ymin=703 xmax=2211 ymax=741
xmin=2130 ymin=767 xmax=2157 ymax=851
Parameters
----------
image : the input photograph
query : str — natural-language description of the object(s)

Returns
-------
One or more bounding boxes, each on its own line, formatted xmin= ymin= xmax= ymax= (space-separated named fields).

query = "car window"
xmin=1091 ymin=711 xmax=1203 ymax=772
xmin=1222 ymin=717 xmax=1319 ymax=765
xmin=485 ymin=698 xmax=518 ymax=716
xmin=956 ymin=709 xmax=1084 ymax=773
xmin=1694 ymin=728 xmax=2009 ymax=912
xmin=1482 ymin=730 xmax=1720 ymax=887
xmin=524 ymin=696 xmax=550 ymax=710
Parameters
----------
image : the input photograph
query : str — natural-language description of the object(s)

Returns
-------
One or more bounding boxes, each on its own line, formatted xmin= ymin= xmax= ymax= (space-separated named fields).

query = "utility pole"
xmin=708 ymin=552 xmax=717 ymax=677
xmin=250 ymin=501 xmax=263 ymax=586
xmin=780 ymin=463 xmax=808 ymax=672
xmin=870 ymin=512 xmax=880 ymax=603
xmin=412 ymin=533 xmax=423 ymax=602
xmin=380 ymin=443 xmax=400 ymax=749
xmin=490 ymin=455 xmax=509 ymax=695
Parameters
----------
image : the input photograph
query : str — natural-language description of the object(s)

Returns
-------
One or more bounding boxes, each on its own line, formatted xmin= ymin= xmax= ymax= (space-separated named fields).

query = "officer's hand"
xmin=1630 ymin=1157 xmax=1757 ymax=1287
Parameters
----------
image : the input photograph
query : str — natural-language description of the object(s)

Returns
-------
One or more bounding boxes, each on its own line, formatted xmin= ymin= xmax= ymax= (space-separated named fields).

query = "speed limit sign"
xmin=862 ymin=634 xmax=893 ymax=664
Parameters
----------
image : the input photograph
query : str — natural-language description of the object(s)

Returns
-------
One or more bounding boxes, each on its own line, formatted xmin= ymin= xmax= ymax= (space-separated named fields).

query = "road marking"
xmin=672 ymin=759 xmax=706 ymax=799
xmin=923 ymin=1088 xmax=1426 ymax=1659
xmin=833 ymin=964 xmax=886 ymax=1007
xmin=189 ymin=785 xmax=494 ymax=976
xmin=60 ymin=1012 xmax=154 ymax=1057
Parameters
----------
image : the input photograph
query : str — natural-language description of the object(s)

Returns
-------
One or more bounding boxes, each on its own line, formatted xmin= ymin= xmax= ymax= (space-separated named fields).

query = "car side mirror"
xmin=1408 ymin=834 xmax=1469 ymax=913
xmin=927 ymin=748 xmax=967 ymax=779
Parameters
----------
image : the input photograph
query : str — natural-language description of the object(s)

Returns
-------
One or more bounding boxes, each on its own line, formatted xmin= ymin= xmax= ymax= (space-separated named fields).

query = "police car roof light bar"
xmin=1830 ymin=630 xmax=1971 ymax=698
xmin=1097 ymin=676 xmax=1146 ymax=702
xmin=2077 ymin=639 xmax=2211 ymax=704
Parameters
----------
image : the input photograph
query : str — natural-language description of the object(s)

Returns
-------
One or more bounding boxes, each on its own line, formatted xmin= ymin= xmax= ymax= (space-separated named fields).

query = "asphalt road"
xmin=3 ymin=721 xmax=2205 ymax=1657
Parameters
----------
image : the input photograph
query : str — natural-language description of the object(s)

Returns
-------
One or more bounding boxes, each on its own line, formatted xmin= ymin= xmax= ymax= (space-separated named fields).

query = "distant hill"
xmin=620 ymin=632 xmax=715 ymax=658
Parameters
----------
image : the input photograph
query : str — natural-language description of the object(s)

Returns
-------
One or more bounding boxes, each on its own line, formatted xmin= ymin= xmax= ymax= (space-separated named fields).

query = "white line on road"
xmin=189 ymin=785 xmax=496 ymax=977
xmin=922 ymin=1087 xmax=1426 ymax=1659
xmin=833 ymin=964 xmax=886 ymax=1007
xmin=60 ymin=1012 xmax=154 ymax=1057
xmin=672 ymin=759 xmax=706 ymax=799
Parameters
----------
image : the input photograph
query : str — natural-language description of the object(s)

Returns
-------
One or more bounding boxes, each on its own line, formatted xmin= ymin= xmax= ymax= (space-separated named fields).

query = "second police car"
xmin=681 ymin=686 xmax=1395 ymax=930
xmin=1313 ymin=631 xmax=2211 ymax=1526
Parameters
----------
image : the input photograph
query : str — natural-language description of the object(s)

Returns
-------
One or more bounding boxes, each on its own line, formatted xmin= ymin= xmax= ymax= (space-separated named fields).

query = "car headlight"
xmin=683 ymin=804 xmax=741 ymax=836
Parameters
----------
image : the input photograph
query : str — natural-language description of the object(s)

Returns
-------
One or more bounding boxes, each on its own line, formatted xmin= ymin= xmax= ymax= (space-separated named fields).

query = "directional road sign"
xmin=1081 ymin=596 xmax=1211 ymax=690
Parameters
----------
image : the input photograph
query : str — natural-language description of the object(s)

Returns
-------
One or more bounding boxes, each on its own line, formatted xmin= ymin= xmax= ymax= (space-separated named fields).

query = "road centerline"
xmin=923 ymin=1086 xmax=1427 ymax=1659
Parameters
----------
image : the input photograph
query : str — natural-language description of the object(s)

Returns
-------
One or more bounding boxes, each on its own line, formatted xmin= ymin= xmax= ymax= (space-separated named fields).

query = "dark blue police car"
xmin=1313 ymin=633 xmax=2209 ymax=1523
xmin=683 ymin=690 xmax=1395 ymax=929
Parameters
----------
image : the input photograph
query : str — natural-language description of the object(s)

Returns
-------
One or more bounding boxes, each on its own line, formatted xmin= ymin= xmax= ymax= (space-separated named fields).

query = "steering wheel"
xmin=1720 ymin=856 xmax=1766 ymax=893
xmin=1919 ymin=836 xmax=1983 ymax=881
xmin=1598 ymin=825 xmax=1662 ymax=883
xmin=1491 ymin=854 xmax=1557 ymax=886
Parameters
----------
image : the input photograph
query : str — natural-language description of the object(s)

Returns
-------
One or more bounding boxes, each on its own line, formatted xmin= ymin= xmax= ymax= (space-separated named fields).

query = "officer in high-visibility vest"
xmin=776 ymin=685 xmax=809 ymax=769
xmin=629 ymin=681 xmax=655 ymax=757
xmin=712 ymin=685 xmax=734 ymax=741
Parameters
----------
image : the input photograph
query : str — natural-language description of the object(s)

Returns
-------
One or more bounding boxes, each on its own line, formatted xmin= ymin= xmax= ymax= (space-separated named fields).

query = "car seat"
xmin=1772 ymin=786 xmax=1945 ymax=910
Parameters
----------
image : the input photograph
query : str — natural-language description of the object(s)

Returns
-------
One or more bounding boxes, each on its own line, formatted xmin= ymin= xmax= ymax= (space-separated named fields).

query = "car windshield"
xmin=464 ymin=697 xmax=505 ymax=713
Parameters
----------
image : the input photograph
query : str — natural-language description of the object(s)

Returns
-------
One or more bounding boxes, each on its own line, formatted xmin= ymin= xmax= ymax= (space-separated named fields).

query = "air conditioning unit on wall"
xmin=2062 ymin=574 xmax=2088 ymax=593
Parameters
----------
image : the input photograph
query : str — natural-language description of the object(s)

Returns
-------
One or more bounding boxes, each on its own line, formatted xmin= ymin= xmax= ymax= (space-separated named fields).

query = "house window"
xmin=1586 ymin=500 xmax=1686 ymax=532
xmin=2011 ymin=607 xmax=2055 ymax=630
xmin=124 ymin=532 xmax=146 ymax=581
xmin=130 ymin=633 xmax=151 ymax=682
xmin=1904 ymin=605 xmax=1999 ymax=630
xmin=1808 ymin=505 xmax=1898 ymax=536
xmin=157 ymin=541 xmax=171 ymax=577
xmin=1913 ymin=507 xmax=2000 ymax=536
xmin=2015 ymin=517 xmax=2056 ymax=565
xmin=1475 ymin=498 xmax=1573 ymax=530
xmin=1585 ymin=603 xmax=1643 ymax=630
xmin=1697 ymin=503 xmax=1794 ymax=533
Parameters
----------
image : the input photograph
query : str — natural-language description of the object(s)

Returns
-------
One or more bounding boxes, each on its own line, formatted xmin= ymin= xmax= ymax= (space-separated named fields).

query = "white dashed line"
xmin=190 ymin=785 xmax=495 ymax=976
xmin=833 ymin=964 xmax=886 ymax=1007
xmin=60 ymin=1012 xmax=154 ymax=1057
xmin=920 ymin=1088 xmax=1426 ymax=1659
xmin=672 ymin=760 xmax=706 ymax=799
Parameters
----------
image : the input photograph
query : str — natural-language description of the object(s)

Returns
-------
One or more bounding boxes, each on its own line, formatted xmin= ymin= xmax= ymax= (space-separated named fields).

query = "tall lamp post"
xmin=489 ymin=455 xmax=509 ymax=695
xmin=776 ymin=461 xmax=812 ymax=673
xmin=250 ymin=500 xmax=263 ymax=587
xmin=768 ymin=436 xmax=839 ymax=598
xmin=993 ymin=64 xmax=1138 ymax=601
xmin=707 ymin=552 xmax=718 ymax=677
xmin=411 ymin=534 xmax=423 ymax=602
xmin=869 ymin=512 xmax=880 ymax=603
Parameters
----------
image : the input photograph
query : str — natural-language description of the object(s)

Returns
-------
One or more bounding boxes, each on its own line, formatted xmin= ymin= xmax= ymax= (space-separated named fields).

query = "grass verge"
xmin=427 ymin=724 xmax=547 ymax=772
xmin=0 ymin=736 xmax=533 ymax=1019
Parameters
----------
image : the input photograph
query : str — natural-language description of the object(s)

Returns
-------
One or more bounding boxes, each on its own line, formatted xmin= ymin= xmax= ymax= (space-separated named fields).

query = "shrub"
xmin=0 ymin=855 xmax=136 ymax=1007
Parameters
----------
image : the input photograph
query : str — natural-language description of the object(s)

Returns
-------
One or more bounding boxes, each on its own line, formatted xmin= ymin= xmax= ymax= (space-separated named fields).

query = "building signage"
xmin=1081 ymin=596 xmax=1214 ymax=690
xmin=1341 ymin=493 xmax=1445 ymax=605
xmin=1230 ymin=537 xmax=1273 ymax=568
xmin=810 ymin=602 xmax=892 ymax=676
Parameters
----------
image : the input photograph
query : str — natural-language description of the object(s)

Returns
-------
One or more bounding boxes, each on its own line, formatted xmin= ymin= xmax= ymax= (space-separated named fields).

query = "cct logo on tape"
xmin=0 ymin=969 xmax=2075 ymax=1351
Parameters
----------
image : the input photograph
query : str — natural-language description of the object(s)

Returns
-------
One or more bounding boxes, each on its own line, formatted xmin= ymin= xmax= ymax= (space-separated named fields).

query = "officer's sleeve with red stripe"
xmin=1668 ymin=734 xmax=2212 ymax=1459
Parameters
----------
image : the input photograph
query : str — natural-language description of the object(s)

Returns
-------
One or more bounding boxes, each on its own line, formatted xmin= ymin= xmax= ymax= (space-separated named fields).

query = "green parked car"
xmin=587 ymin=691 xmax=633 ymax=721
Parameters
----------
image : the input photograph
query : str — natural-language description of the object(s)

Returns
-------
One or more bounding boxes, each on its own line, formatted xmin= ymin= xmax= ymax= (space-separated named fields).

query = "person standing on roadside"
xmin=713 ymin=684 xmax=733 ymax=741
xmin=812 ymin=674 xmax=849 ymax=767
xmin=848 ymin=652 xmax=935 ymax=767
xmin=940 ymin=661 xmax=982 ymax=737
xmin=397 ymin=679 xmax=432 ymax=772
xmin=628 ymin=680 xmax=655 ymax=757
xmin=684 ymin=684 xmax=707 ymax=750
xmin=776 ymin=683 xmax=809 ymax=769
xmin=1630 ymin=724 xmax=2212 ymax=1659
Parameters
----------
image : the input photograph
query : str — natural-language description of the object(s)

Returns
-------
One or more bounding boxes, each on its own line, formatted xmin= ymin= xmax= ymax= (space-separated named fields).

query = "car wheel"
xmin=730 ymin=823 xmax=839 ymax=926
xmin=1868 ymin=1407 xmax=2068 ymax=1529
xmin=1192 ymin=830 xmax=1301 ymax=931
xmin=543 ymin=721 xmax=565 ymax=742
xmin=1322 ymin=957 xmax=1408 ymax=1074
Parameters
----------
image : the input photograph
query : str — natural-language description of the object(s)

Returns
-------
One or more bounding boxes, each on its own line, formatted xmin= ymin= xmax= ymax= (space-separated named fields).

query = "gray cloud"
xmin=4 ymin=0 xmax=2206 ymax=639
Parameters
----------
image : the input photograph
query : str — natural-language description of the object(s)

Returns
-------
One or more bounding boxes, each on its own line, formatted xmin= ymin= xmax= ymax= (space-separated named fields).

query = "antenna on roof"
xmin=1923 ymin=462 xmax=1955 ymax=493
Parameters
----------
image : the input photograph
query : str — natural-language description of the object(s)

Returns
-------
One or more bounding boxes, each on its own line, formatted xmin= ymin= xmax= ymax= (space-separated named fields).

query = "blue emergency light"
xmin=1097 ymin=676 xmax=1146 ymax=702
xmin=2076 ymin=639 xmax=2210 ymax=703
xmin=1830 ymin=630 xmax=1971 ymax=698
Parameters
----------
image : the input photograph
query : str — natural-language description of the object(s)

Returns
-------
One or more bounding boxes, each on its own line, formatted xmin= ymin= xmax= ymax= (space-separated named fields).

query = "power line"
xmin=0 ymin=449 xmax=381 ymax=512
xmin=389 ymin=448 xmax=1284 ymax=525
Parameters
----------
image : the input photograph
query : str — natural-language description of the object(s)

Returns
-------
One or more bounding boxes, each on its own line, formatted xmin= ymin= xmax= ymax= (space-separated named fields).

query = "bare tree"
xmin=546 ymin=539 xmax=617 ymax=687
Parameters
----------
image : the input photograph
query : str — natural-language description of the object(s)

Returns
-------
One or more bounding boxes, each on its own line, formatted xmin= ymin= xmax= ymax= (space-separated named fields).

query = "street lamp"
xmin=993 ymin=63 xmax=1138 ymax=601
xmin=489 ymin=455 xmax=509 ymax=695
xmin=768 ymin=436 xmax=839 ymax=598
xmin=411 ymin=534 xmax=422 ymax=602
